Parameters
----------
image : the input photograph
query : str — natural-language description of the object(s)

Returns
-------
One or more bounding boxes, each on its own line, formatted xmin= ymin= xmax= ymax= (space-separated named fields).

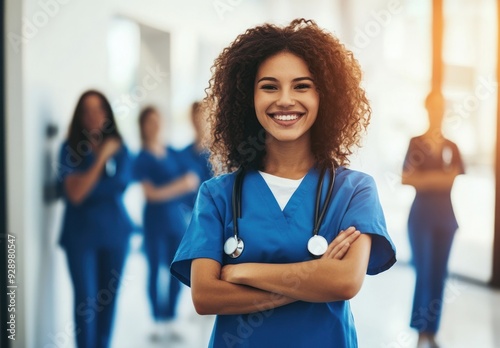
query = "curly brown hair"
xmin=205 ymin=18 xmax=371 ymax=174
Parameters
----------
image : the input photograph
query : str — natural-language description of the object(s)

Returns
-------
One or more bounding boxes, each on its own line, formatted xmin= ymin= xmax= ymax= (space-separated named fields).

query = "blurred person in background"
xmin=57 ymin=90 xmax=135 ymax=348
xmin=133 ymin=106 xmax=200 ymax=342
xmin=177 ymin=101 xmax=213 ymax=213
xmin=173 ymin=101 xmax=216 ymax=338
xmin=402 ymin=91 xmax=465 ymax=348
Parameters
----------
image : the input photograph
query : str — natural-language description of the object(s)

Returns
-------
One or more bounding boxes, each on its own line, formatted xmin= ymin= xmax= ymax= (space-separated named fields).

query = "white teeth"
xmin=273 ymin=114 xmax=299 ymax=121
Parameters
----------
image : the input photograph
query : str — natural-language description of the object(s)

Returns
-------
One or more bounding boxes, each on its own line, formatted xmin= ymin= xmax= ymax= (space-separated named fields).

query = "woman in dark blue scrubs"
xmin=58 ymin=90 xmax=134 ymax=348
xmin=134 ymin=106 xmax=200 ymax=340
xmin=177 ymin=101 xmax=213 ymax=211
xmin=402 ymin=91 xmax=465 ymax=348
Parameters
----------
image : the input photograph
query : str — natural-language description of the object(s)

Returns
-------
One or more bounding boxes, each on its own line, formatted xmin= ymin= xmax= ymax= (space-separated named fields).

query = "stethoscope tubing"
xmin=226 ymin=164 xmax=336 ymax=258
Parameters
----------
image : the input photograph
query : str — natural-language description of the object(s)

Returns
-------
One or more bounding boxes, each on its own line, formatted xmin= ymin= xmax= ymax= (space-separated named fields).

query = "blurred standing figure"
xmin=402 ymin=91 xmax=465 ymax=348
xmin=58 ymin=90 xmax=134 ymax=348
xmin=134 ymin=106 xmax=199 ymax=341
xmin=177 ymin=101 xmax=213 ymax=212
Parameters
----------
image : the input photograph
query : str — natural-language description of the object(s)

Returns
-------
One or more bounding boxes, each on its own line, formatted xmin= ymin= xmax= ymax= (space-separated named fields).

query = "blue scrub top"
xmin=171 ymin=166 xmax=396 ymax=347
xmin=176 ymin=143 xmax=213 ymax=209
xmin=57 ymin=141 xmax=134 ymax=250
xmin=133 ymin=146 xmax=192 ymax=237
xmin=403 ymin=136 xmax=465 ymax=231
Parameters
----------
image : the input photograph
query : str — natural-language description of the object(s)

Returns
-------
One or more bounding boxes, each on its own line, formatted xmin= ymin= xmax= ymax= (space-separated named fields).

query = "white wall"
xmin=5 ymin=0 xmax=26 ymax=346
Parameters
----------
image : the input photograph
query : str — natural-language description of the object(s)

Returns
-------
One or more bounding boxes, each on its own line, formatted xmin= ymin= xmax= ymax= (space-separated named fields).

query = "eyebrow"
xmin=256 ymin=76 xmax=315 ymax=83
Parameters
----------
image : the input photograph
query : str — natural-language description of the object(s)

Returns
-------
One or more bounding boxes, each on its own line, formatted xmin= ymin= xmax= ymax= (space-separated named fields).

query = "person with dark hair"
xmin=402 ymin=91 xmax=465 ymax=348
xmin=170 ymin=19 xmax=396 ymax=347
xmin=57 ymin=90 xmax=134 ymax=348
xmin=133 ymin=106 xmax=199 ymax=341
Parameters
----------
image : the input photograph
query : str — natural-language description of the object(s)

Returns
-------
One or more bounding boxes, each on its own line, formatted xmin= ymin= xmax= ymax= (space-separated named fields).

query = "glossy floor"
xmin=110 ymin=239 xmax=500 ymax=348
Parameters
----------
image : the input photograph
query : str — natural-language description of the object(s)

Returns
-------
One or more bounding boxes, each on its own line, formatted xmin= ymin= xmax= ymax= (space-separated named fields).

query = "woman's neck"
xmin=144 ymin=140 xmax=165 ymax=157
xmin=263 ymin=137 xmax=314 ymax=179
xmin=423 ymin=127 xmax=444 ymax=142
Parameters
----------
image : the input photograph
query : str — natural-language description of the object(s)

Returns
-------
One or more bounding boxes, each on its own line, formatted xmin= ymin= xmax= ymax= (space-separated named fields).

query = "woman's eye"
xmin=295 ymin=83 xmax=311 ymax=90
xmin=260 ymin=85 xmax=277 ymax=90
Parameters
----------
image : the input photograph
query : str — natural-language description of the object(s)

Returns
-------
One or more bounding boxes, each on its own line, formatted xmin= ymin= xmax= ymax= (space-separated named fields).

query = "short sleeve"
xmin=339 ymin=176 xmax=396 ymax=275
xmin=55 ymin=141 xmax=85 ymax=198
xmin=170 ymin=181 xmax=225 ymax=286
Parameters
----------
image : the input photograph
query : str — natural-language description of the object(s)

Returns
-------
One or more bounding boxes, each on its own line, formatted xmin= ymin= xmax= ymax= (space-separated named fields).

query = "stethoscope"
xmin=223 ymin=165 xmax=336 ymax=259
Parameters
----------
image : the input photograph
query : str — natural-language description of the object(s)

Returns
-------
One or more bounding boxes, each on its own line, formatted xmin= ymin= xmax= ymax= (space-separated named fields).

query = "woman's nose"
xmin=276 ymin=90 xmax=295 ymax=107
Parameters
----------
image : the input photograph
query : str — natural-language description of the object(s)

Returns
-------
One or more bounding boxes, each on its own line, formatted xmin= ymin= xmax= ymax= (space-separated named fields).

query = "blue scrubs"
xmin=133 ymin=147 xmax=190 ymax=321
xmin=171 ymin=166 xmax=396 ymax=347
xmin=58 ymin=141 xmax=134 ymax=348
xmin=176 ymin=143 xmax=213 ymax=210
xmin=403 ymin=136 xmax=464 ymax=334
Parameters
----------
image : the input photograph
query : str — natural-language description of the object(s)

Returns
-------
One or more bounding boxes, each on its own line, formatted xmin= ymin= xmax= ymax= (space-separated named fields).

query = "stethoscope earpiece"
xmin=225 ymin=165 xmax=336 ymax=259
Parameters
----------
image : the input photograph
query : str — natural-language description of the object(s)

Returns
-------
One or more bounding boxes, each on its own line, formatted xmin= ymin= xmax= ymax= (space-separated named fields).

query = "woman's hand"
xmin=98 ymin=137 xmax=121 ymax=161
xmin=221 ymin=227 xmax=361 ymax=284
xmin=64 ymin=137 xmax=122 ymax=205
xmin=321 ymin=226 xmax=360 ymax=260
xmin=191 ymin=258 xmax=297 ymax=315
xmin=182 ymin=172 xmax=200 ymax=192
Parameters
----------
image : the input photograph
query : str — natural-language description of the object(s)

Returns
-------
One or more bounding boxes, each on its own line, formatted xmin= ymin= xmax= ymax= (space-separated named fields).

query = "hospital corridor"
xmin=2 ymin=0 xmax=500 ymax=347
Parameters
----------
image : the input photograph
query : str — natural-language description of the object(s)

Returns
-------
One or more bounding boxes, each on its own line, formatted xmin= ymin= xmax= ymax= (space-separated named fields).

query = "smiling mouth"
xmin=268 ymin=113 xmax=304 ymax=121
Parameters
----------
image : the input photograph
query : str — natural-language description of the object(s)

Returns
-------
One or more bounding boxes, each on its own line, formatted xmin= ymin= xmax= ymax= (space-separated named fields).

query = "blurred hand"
xmin=183 ymin=172 xmax=200 ymax=192
xmin=320 ymin=226 xmax=361 ymax=260
xmin=98 ymin=137 xmax=121 ymax=161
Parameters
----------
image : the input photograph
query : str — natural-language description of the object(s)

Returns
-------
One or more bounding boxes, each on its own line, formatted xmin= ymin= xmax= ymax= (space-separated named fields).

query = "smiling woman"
xmin=253 ymin=52 xmax=319 ymax=150
xmin=205 ymin=19 xmax=371 ymax=174
xmin=170 ymin=18 xmax=396 ymax=348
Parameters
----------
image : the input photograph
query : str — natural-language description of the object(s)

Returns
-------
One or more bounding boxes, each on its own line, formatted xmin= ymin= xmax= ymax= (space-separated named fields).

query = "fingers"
xmin=333 ymin=242 xmax=350 ymax=260
xmin=99 ymin=137 xmax=121 ymax=159
xmin=103 ymin=136 xmax=121 ymax=148
xmin=325 ymin=226 xmax=356 ymax=252
xmin=321 ymin=227 xmax=361 ymax=260
xmin=185 ymin=172 xmax=201 ymax=191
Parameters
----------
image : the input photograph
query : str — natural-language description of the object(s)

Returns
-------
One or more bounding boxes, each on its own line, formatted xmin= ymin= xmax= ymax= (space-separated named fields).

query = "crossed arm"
xmin=141 ymin=172 xmax=199 ymax=202
xmin=65 ymin=138 xmax=121 ymax=205
xmin=402 ymin=168 xmax=461 ymax=191
xmin=190 ymin=227 xmax=371 ymax=315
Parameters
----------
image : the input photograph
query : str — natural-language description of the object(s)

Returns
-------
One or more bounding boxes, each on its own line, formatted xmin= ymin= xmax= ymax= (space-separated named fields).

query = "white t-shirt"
xmin=258 ymin=171 xmax=304 ymax=211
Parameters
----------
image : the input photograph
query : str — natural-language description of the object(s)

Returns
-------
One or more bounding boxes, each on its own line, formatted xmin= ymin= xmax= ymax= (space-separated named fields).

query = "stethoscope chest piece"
xmin=224 ymin=236 xmax=244 ymax=259
xmin=307 ymin=235 xmax=328 ymax=257
xmin=227 ymin=165 xmax=335 ymax=259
